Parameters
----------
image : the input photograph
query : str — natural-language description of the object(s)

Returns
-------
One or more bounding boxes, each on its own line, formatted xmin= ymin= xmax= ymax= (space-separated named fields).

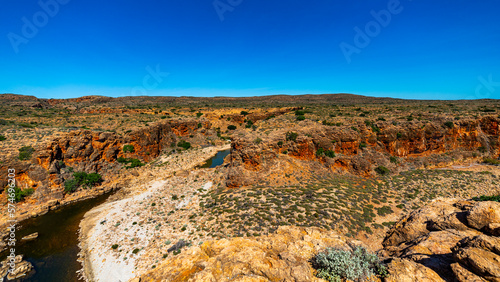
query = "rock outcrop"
xmin=226 ymin=117 xmax=500 ymax=187
xmin=139 ymin=226 xmax=365 ymax=282
xmin=382 ymin=198 xmax=500 ymax=282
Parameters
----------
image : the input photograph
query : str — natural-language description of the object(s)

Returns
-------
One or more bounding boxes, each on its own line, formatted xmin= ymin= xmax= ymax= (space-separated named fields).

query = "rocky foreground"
xmin=133 ymin=198 xmax=500 ymax=282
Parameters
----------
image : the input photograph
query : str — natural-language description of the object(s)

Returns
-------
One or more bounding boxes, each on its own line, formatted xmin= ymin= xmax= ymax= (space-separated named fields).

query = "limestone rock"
xmin=384 ymin=258 xmax=445 ymax=282
xmin=466 ymin=201 xmax=500 ymax=231
xmin=453 ymin=247 xmax=500 ymax=279
xmin=139 ymin=226 xmax=362 ymax=282
xmin=450 ymin=263 xmax=487 ymax=282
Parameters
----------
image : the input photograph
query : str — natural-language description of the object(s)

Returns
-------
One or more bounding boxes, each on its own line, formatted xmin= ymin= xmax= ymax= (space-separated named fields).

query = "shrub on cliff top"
xmin=227 ymin=125 xmax=237 ymax=130
xmin=286 ymin=131 xmax=298 ymax=142
xmin=472 ymin=195 xmax=500 ymax=202
xmin=18 ymin=146 xmax=34 ymax=160
xmin=123 ymin=144 xmax=135 ymax=153
xmin=313 ymin=246 xmax=387 ymax=282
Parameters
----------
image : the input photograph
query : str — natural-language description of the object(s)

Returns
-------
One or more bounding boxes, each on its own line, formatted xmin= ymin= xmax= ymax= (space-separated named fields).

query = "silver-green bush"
xmin=313 ymin=246 xmax=386 ymax=282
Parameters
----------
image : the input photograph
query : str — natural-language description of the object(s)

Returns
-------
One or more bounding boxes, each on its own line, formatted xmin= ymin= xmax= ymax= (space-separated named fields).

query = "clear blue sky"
xmin=1 ymin=0 xmax=499 ymax=99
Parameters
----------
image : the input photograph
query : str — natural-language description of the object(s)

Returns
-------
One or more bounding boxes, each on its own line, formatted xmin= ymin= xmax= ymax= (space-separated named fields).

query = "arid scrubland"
xmin=0 ymin=93 xmax=499 ymax=281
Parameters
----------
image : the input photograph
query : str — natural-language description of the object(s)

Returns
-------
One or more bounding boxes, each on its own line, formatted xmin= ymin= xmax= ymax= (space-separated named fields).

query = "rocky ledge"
xmin=382 ymin=198 xmax=500 ymax=282
xmin=134 ymin=198 xmax=500 ymax=282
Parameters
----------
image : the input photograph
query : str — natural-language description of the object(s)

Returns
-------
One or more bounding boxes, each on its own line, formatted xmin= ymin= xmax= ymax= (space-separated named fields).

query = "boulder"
xmin=384 ymin=258 xmax=445 ymax=282
xmin=466 ymin=201 xmax=500 ymax=231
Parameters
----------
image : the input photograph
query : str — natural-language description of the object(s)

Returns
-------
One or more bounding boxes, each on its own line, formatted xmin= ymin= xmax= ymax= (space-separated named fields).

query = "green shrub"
xmin=444 ymin=121 xmax=454 ymax=129
xmin=376 ymin=206 xmax=393 ymax=216
xmin=240 ymin=111 xmax=249 ymax=116
xmin=132 ymin=248 xmax=140 ymax=254
xmin=65 ymin=171 xmax=103 ymax=193
xmin=254 ymin=137 xmax=262 ymax=144
xmin=483 ymin=158 xmax=500 ymax=165
xmin=123 ymin=144 xmax=135 ymax=153
xmin=389 ymin=156 xmax=398 ymax=163
xmin=10 ymin=187 xmax=34 ymax=202
xmin=64 ymin=179 xmax=79 ymax=193
xmin=472 ymin=195 xmax=500 ymax=202
xmin=177 ymin=140 xmax=191 ymax=150
xmin=325 ymin=150 xmax=335 ymax=158
xmin=245 ymin=120 xmax=253 ymax=128
xmin=313 ymin=247 xmax=387 ymax=282
xmin=316 ymin=148 xmax=324 ymax=156
xmin=375 ymin=166 xmax=390 ymax=175
xmin=296 ymin=115 xmax=305 ymax=121
xmin=196 ymin=112 xmax=203 ymax=118
xmin=295 ymin=110 xmax=305 ymax=116
xmin=359 ymin=143 xmax=367 ymax=149
xmin=197 ymin=123 xmax=202 ymax=128
xmin=0 ymin=135 xmax=6 ymax=141
xmin=227 ymin=125 xmax=237 ymax=130
xmin=18 ymin=146 xmax=35 ymax=161
xmin=111 ymin=244 xmax=119 ymax=249
xmin=277 ymin=141 xmax=283 ymax=146
xmin=286 ymin=132 xmax=298 ymax=142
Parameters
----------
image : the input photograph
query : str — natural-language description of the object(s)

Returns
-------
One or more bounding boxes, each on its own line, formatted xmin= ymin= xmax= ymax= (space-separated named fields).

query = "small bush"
xmin=444 ymin=121 xmax=454 ymax=129
xmin=227 ymin=125 xmax=237 ymax=130
xmin=389 ymin=156 xmax=398 ymax=163
xmin=177 ymin=140 xmax=191 ymax=150
xmin=295 ymin=110 xmax=305 ymax=116
xmin=10 ymin=187 xmax=34 ymax=202
xmin=277 ymin=141 xmax=283 ymax=146
xmin=111 ymin=244 xmax=119 ymax=250
xmin=18 ymin=146 xmax=35 ymax=161
xmin=375 ymin=166 xmax=390 ymax=175
xmin=123 ymin=144 xmax=135 ymax=153
xmin=483 ymin=158 xmax=500 ymax=165
xmin=0 ymin=135 xmax=6 ymax=141
xmin=132 ymin=248 xmax=140 ymax=254
xmin=240 ymin=111 xmax=249 ymax=116
xmin=286 ymin=132 xmax=298 ymax=142
xmin=64 ymin=179 xmax=79 ymax=193
xmin=313 ymin=246 xmax=387 ymax=282
xmin=296 ymin=115 xmax=305 ymax=121
xmin=254 ymin=137 xmax=262 ymax=144
xmin=64 ymin=171 xmax=103 ymax=193
xmin=316 ymin=148 xmax=324 ymax=156
xmin=472 ymin=195 xmax=500 ymax=202
xmin=325 ymin=150 xmax=336 ymax=158
xmin=196 ymin=112 xmax=203 ymax=118
xmin=359 ymin=143 xmax=367 ymax=149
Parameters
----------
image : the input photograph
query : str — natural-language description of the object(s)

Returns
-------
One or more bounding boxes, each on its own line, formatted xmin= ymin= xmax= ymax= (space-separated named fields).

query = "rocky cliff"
xmin=226 ymin=117 xmax=500 ymax=188
xmin=382 ymin=198 xmax=500 ymax=282
xmin=135 ymin=198 xmax=500 ymax=282
xmin=0 ymin=119 xmax=214 ymax=223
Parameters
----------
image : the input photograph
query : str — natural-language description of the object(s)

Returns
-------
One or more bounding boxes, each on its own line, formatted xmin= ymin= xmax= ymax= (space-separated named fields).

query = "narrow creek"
xmin=1 ymin=148 xmax=231 ymax=281
xmin=1 ymin=193 xmax=112 ymax=281
xmin=199 ymin=148 xmax=231 ymax=168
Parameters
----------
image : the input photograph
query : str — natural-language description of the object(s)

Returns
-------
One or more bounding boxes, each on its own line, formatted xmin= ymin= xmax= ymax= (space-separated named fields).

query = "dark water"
xmin=1 ymin=192 xmax=112 ymax=281
xmin=199 ymin=149 xmax=231 ymax=168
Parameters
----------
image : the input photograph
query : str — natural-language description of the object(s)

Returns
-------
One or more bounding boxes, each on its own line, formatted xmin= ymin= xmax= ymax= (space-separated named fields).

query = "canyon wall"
xmin=226 ymin=116 xmax=500 ymax=187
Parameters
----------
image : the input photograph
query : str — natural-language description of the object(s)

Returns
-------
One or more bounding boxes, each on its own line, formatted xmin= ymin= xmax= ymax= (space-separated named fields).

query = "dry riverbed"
xmin=78 ymin=144 xmax=230 ymax=282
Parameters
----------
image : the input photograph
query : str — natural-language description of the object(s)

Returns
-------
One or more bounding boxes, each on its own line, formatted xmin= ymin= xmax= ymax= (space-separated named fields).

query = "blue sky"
xmin=1 ymin=0 xmax=499 ymax=99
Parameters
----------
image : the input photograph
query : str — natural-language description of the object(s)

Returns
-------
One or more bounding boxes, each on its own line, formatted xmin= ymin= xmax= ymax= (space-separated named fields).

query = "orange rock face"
xmin=226 ymin=117 xmax=500 ymax=187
